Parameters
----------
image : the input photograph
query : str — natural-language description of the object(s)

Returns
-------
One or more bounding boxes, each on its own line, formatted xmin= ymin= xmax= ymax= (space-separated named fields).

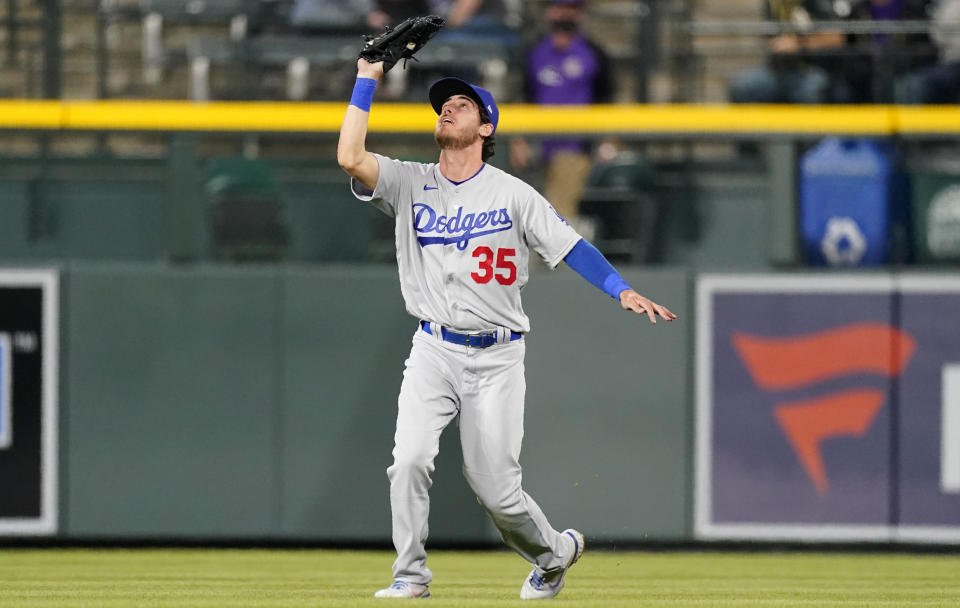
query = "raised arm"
xmin=337 ymin=59 xmax=384 ymax=191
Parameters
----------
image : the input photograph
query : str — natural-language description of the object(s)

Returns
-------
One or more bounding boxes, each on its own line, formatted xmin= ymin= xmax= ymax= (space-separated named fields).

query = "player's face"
xmin=434 ymin=95 xmax=489 ymax=151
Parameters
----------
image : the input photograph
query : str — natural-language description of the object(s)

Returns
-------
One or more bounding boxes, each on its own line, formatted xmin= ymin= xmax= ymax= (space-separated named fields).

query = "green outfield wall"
xmin=58 ymin=264 xmax=691 ymax=542
xmin=3 ymin=103 xmax=956 ymax=543
xmin=0 ymin=153 xmax=775 ymax=269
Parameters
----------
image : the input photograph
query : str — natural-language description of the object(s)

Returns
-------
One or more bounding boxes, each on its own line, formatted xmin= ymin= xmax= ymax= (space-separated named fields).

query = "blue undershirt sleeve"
xmin=563 ymin=238 xmax=633 ymax=300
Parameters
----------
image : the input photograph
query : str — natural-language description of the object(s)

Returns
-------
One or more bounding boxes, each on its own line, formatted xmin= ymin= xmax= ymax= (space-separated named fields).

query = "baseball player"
xmin=338 ymin=58 xmax=677 ymax=600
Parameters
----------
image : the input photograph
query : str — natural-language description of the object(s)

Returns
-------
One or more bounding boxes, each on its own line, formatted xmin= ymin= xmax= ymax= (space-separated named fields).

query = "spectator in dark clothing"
xmin=290 ymin=0 xmax=432 ymax=31
xmin=839 ymin=0 xmax=937 ymax=103
xmin=371 ymin=0 xmax=434 ymax=29
xmin=426 ymin=0 xmax=520 ymax=89
xmin=290 ymin=0 xmax=376 ymax=30
xmin=443 ymin=0 xmax=519 ymax=39
xmin=510 ymin=0 xmax=614 ymax=233
xmin=900 ymin=0 xmax=960 ymax=103
xmin=729 ymin=0 xmax=848 ymax=104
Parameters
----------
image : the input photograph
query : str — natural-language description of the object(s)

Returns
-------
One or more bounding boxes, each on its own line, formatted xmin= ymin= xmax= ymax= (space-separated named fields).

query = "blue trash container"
xmin=800 ymin=137 xmax=907 ymax=266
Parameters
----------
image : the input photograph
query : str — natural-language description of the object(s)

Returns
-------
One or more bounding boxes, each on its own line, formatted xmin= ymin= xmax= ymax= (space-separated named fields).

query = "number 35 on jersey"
xmin=471 ymin=247 xmax=516 ymax=285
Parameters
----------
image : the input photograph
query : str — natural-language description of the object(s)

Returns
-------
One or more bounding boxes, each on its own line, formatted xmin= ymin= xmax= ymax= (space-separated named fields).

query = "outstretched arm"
xmin=563 ymin=239 xmax=677 ymax=324
xmin=337 ymin=59 xmax=384 ymax=191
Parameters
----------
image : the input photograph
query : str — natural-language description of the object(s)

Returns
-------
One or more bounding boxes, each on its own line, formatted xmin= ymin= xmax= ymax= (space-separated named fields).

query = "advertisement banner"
xmin=896 ymin=277 xmax=960 ymax=542
xmin=0 ymin=270 xmax=58 ymax=535
xmin=696 ymin=274 xmax=960 ymax=542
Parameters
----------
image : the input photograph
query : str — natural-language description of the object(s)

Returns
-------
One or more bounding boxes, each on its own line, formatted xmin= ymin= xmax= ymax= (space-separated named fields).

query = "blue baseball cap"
xmin=428 ymin=77 xmax=499 ymax=134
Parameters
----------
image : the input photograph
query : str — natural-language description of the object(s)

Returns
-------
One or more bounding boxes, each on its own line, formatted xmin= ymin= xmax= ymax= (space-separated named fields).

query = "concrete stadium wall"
xmin=59 ymin=264 xmax=692 ymax=542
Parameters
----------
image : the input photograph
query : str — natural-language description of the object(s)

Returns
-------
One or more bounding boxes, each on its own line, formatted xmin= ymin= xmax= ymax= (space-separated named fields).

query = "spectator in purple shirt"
xmin=509 ymin=0 xmax=614 ymax=235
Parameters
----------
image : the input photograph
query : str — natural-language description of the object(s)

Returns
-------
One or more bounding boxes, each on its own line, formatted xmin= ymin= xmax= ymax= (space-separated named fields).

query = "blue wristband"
xmin=349 ymin=78 xmax=377 ymax=112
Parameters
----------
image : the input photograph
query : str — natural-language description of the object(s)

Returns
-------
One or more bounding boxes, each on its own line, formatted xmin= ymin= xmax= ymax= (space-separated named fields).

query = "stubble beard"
xmin=435 ymin=126 xmax=480 ymax=151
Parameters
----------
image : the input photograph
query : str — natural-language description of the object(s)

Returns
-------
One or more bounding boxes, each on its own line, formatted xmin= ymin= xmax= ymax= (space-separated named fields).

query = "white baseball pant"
xmin=387 ymin=328 xmax=576 ymax=584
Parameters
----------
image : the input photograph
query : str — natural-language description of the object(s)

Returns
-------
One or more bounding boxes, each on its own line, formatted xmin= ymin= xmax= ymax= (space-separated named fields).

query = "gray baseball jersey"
xmin=352 ymin=153 xmax=581 ymax=333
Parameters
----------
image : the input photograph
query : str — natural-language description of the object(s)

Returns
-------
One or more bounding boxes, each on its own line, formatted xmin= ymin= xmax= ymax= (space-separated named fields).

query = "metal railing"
xmin=1 ymin=0 xmax=60 ymax=98
xmin=675 ymin=18 xmax=960 ymax=103
xmin=686 ymin=19 xmax=960 ymax=36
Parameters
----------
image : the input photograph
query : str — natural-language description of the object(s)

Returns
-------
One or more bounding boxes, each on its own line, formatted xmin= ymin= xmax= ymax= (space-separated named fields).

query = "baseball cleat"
xmin=374 ymin=580 xmax=431 ymax=599
xmin=519 ymin=528 xmax=585 ymax=600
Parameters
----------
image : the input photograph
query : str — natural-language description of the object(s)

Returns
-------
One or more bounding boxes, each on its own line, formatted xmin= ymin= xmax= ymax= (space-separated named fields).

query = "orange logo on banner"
xmin=732 ymin=323 xmax=916 ymax=494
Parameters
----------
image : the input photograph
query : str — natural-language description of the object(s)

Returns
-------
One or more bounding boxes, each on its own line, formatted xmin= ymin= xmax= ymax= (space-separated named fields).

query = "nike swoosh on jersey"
xmin=423 ymin=185 xmax=439 ymax=190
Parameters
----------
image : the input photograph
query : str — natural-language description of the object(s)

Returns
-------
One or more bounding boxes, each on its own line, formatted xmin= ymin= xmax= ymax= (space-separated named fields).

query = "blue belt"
xmin=420 ymin=321 xmax=522 ymax=349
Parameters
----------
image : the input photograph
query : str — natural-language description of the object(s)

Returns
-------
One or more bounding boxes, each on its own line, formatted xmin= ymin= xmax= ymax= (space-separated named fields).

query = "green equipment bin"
xmin=911 ymin=165 xmax=960 ymax=263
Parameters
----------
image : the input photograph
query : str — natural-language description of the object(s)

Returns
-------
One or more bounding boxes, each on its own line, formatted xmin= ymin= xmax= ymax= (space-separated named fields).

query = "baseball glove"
xmin=359 ymin=14 xmax=445 ymax=74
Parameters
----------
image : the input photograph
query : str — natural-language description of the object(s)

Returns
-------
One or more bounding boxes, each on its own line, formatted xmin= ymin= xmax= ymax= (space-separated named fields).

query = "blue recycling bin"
xmin=800 ymin=137 xmax=906 ymax=266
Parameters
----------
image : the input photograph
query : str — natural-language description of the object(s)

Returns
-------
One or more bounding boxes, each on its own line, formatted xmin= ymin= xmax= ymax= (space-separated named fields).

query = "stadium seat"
xmin=141 ymin=0 xmax=262 ymax=23
xmin=579 ymin=154 xmax=660 ymax=263
xmin=204 ymin=157 xmax=290 ymax=261
xmin=184 ymin=31 xmax=514 ymax=101
xmin=141 ymin=0 xmax=264 ymax=85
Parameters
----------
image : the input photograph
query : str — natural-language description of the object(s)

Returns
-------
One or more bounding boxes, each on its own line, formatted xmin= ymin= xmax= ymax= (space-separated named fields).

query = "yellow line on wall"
xmin=57 ymin=101 xmax=437 ymax=132
xmin=894 ymin=106 xmax=960 ymax=134
xmin=63 ymin=101 xmax=345 ymax=132
xmin=0 ymin=101 xmax=66 ymax=129
xmin=0 ymin=100 xmax=956 ymax=135
xmin=499 ymin=104 xmax=896 ymax=135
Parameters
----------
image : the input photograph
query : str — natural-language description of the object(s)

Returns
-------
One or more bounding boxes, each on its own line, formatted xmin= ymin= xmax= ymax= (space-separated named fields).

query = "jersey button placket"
xmin=440 ymin=192 xmax=458 ymax=322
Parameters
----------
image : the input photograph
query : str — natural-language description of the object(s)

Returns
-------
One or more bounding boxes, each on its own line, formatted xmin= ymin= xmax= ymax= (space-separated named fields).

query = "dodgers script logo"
xmin=413 ymin=203 xmax=513 ymax=249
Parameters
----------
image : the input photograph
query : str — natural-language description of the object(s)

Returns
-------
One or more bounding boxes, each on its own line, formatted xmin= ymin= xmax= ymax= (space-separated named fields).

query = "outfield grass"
xmin=1 ymin=548 xmax=959 ymax=607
